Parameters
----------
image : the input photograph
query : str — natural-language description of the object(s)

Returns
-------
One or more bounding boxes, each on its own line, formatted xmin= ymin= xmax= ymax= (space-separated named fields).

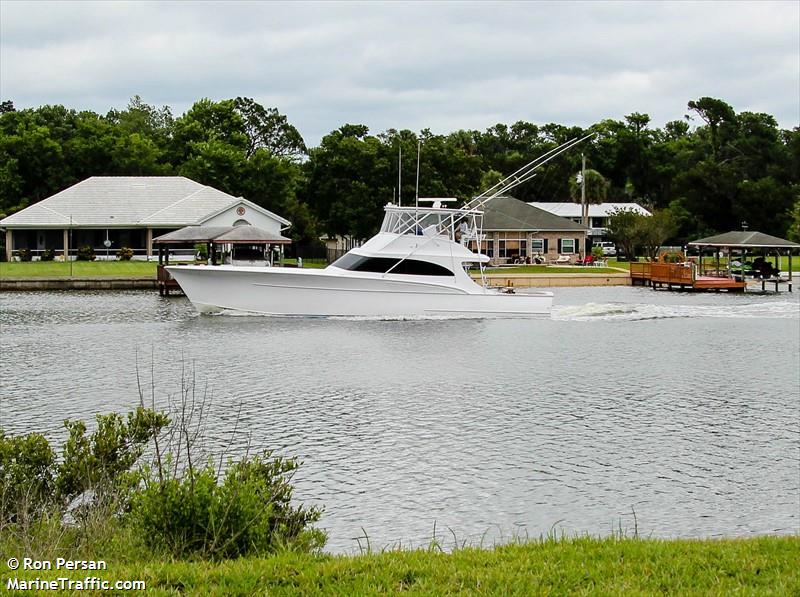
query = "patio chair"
xmin=552 ymin=255 xmax=572 ymax=265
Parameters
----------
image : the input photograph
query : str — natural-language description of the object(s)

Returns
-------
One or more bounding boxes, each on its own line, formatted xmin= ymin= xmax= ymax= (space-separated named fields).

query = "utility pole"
xmin=581 ymin=153 xmax=587 ymax=228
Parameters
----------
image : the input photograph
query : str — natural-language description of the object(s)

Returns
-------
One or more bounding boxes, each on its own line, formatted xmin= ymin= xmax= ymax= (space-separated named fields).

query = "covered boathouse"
xmin=0 ymin=176 xmax=290 ymax=261
xmin=631 ymin=229 xmax=798 ymax=292
xmin=153 ymin=224 xmax=292 ymax=295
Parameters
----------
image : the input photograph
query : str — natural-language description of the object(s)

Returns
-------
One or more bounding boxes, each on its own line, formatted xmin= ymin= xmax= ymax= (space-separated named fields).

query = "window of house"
xmin=468 ymin=240 xmax=491 ymax=257
xmin=531 ymin=238 xmax=544 ymax=253
xmin=498 ymin=232 xmax=527 ymax=259
xmin=560 ymin=238 xmax=576 ymax=254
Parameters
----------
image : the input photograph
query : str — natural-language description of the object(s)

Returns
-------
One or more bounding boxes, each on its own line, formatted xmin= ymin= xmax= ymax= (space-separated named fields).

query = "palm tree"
xmin=569 ymin=168 xmax=609 ymax=227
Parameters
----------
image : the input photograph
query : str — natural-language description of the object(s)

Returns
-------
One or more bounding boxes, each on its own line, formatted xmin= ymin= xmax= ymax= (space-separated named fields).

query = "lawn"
xmin=0 ymin=260 xmax=158 ymax=278
xmin=483 ymin=265 xmax=624 ymax=274
xmin=6 ymin=536 xmax=798 ymax=595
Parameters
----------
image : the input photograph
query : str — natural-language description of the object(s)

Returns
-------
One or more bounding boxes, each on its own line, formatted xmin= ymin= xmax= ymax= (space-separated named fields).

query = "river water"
xmin=1 ymin=287 xmax=798 ymax=552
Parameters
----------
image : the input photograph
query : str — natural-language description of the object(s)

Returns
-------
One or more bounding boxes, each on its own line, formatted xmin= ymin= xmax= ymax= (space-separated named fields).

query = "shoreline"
xmin=1 ymin=273 xmax=631 ymax=291
xmin=0 ymin=277 xmax=158 ymax=291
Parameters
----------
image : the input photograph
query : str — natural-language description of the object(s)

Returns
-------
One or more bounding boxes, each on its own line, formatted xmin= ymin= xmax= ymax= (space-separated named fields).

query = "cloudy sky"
xmin=1 ymin=1 xmax=798 ymax=145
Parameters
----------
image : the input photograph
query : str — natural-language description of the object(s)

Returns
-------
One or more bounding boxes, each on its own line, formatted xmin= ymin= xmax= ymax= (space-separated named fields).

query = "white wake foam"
xmin=552 ymin=301 xmax=799 ymax=322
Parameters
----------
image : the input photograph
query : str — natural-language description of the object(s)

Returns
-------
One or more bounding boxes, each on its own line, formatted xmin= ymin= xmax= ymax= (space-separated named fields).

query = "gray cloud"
xmin=1 ymin=0 xmax=797 ymax=145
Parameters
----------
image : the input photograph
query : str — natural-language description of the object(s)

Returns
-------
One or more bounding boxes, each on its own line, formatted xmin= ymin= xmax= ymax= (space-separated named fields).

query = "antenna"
xmin=398 ymin=143 xmax=402 ymax=207
xmin=415 ymin=139 xmax=421 ymax=211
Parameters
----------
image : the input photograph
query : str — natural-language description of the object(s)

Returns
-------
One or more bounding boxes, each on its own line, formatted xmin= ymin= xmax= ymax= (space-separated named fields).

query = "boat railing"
xmin=381 ymin=204 xmax=484 ymax=243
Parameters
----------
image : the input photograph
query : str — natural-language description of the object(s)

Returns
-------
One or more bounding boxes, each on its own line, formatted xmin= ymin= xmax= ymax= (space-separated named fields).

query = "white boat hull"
xmin=166 ymin=265 xmax=552 ymax=318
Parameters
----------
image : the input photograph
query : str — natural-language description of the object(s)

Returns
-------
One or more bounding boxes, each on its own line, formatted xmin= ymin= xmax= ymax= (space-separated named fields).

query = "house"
xmin=528 ymin=202 xmax=651 ymax=241
xmin=0 ymin=176 xmax=290 ymax=261
xmin=480 ymin=196 xmax=587 ymax=264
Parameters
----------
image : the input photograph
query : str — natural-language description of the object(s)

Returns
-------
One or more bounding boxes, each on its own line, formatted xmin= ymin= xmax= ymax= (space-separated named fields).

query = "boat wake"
xmin=552 ymin=300 xmax=799 ymax=322
xmin=210 ymin=310 xmax=520 ymax=321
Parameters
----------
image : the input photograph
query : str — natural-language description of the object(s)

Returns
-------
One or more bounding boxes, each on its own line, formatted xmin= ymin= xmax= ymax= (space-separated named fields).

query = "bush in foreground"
xmin=130 ymin=454 xmax=324 ymax=559
xmin=0 ymin=407 xmax=324 ymax=561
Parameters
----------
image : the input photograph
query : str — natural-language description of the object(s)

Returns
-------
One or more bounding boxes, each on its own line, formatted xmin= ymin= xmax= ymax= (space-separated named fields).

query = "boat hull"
xmin=166 ymin=266 xmax=552 ymax=317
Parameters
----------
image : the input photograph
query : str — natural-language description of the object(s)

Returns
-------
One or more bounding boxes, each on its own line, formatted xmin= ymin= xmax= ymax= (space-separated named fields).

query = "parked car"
xmin=594 ymin=241 xmax=617 ymax=256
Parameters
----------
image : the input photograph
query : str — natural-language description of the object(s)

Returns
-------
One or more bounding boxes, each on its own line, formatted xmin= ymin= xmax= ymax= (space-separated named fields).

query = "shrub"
xmin=194 ymin=243 xmax=208 ymax=261
xmin=77 ymin=245 xmax=96 ymax=261
xmin=591 ymin=246 xmax=604 ymax=259
xmin=129 ymin=452 xmax=325 ymax=559
xmin=1 ymin=401 xmax=324 ymax=561
xmin=0 ymin=408 xmax=168 ymax=527
xmin=116 ymin=247 xmax=134 ymax=261
xmin=40 ymin=248 xmax=56 ymax=261
xmin=15 ymin=248 xmax=32 ymax=262
xmin=56 ymin=409 xmax=169 ymax=507
xmin=0 ymin=430 xmax=57 ymax=524
xmin=659 ymin=251 xmax=685 ymax=264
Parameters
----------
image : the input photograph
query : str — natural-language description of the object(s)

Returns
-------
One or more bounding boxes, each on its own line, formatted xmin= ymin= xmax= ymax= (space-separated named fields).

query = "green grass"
xmin=283 ymin=258 xmax=328 ymax=269
xmin=0 ymin=259 xmax=332 ymax=278
xmin=0 ymin=260 xmax=158 ymax=278
xmin=4 ymin=536 xmax=797 ymax=595
xmin=484 ymin=266 xmax=623 ymax=274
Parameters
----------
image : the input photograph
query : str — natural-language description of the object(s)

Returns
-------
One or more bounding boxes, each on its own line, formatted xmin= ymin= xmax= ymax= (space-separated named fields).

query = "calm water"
xmin=1 ymin=287 xmax=798 ymax=552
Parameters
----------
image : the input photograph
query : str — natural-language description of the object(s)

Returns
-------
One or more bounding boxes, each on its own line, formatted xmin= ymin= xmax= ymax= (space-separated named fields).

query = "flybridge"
xmin=380 ymin=202 xmax=484 ymax=245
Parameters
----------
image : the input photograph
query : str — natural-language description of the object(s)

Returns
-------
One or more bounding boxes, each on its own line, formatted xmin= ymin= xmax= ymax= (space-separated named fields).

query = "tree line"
xmin=1 ymin=95 xmax=798 ymax=246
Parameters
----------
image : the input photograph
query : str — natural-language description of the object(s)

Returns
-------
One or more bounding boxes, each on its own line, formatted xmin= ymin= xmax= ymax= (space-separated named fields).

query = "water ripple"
xmin=0 ymin=287 xmax=797 ymax=552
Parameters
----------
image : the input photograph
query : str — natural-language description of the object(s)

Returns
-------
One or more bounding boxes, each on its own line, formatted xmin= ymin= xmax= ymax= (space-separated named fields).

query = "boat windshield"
xmin=380 ymin=205 xmax=483 ymax=244
xmin=331 ymin=253 xmax=453 ymax=276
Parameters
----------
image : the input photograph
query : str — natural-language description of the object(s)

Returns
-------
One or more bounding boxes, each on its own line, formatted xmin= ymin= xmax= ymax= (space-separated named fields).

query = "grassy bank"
xmin=4 ymin=536 xmax=797 ymax=594
xmin=0 ymin=260 xmax=328 ymax=278
xmin=485 ymin=265 xmax=623 ymax=274
xmin=0 ymin=260 xmax=158 ymax=278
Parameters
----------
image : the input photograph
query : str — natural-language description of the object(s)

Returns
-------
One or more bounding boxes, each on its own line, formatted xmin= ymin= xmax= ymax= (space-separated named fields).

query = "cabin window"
xmin=331 ymin=254 xmax=453 ymax=276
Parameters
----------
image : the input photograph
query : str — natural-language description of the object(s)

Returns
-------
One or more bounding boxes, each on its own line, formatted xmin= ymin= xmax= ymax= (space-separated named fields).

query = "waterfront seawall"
xmin=1 ymin=273 xmax=631 ymax=291
xmin=0 ymin=277 xmax=158 ymax=291
xmin=476 ymin=273 xmax=631 ymax=287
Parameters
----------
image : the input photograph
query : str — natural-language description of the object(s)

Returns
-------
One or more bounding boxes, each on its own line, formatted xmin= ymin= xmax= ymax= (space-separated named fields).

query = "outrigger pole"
xmin=465 ymin=132 xmax=597 ymax=212
xmin=383 ymin=133 xmax=596 ymax=281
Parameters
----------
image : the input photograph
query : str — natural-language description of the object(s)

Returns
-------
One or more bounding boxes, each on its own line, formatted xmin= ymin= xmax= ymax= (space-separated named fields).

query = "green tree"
xmin=234 ymin=97 xmax=306 ymax=160
xmin=606 ymin=208 xmax=642 ymax=260
xmin=787 ymin=198 xmax=800 ymax=242
xmin=637 ymin=209 xmax=678 ymax=261
xmin=178 ymin=139 xmax=247 ymax=195
xmin=569 ymin=168 xmax=609 ymax=205
xmin=687 ymin=97 xmax=736 ymax=161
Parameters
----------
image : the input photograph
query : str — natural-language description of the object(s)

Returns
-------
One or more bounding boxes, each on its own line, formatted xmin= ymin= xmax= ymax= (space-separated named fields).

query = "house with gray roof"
xmin=528 ymin=202 xmax=651 ymax=241
xmin=0 ymin=176 xmax=290 ymax=261
xmin=481 ymin=196 xmax=587 ymax=264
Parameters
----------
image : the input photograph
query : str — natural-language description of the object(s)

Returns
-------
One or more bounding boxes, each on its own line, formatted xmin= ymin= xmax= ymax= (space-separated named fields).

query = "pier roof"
xmin=688 ymin=231 xmax=800 ymax=249
xmin=153 ymin=225 xmax=290 ymax=245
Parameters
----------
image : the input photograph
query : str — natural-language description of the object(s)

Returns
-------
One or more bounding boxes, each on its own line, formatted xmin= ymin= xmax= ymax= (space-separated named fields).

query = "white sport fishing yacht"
xmin=168 ymin=202 xmax=551 ymax=317
xmin=166 ymin=135 xmax=593 ymax=318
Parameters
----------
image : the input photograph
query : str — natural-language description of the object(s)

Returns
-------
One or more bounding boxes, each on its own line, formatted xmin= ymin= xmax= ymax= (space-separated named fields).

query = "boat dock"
xmin=629 ymin=262 xmax=794 ymax=292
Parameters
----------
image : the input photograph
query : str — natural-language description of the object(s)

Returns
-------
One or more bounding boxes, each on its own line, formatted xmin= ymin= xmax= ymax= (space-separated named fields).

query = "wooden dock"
xmin=630 ymin=262 xmax=746 ymax=292
xmin=157 ymin=265 xmax=183 ymax=296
